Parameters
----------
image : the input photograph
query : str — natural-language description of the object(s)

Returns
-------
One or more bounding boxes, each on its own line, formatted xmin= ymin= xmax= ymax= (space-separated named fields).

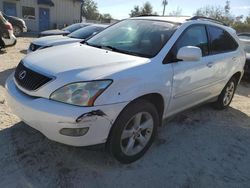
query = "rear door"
xmin=166 ymin=25 xmax=217 ymax=114
xmin=206 ymin=25 xmax=240 ymax=93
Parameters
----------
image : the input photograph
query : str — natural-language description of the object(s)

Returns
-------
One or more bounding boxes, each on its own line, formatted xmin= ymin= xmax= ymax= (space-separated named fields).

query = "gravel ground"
xmin=0 ymin=37 xmax=250 ymax=188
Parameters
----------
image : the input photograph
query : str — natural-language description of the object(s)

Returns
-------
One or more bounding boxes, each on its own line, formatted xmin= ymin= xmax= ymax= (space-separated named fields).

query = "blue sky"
xmin=95 ymin=0 xmax=250 ymax=19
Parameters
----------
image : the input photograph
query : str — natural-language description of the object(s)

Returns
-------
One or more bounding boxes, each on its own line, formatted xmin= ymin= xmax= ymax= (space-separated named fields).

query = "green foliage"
xmin=81 ymin=0 xmax=113 ymax=22
xmin=141 ymin=2 xmax=153 ymax=15
xmin=194 ymin=1 xmax=250 ymax=33
xmin=130 ymin=5 xmax=141 ymax=17
xmin=129 ymin=2 xmax=156 ymax=17
xmin=82 ymin=0 xmax=99 ymax=20
xmin=99 ymin=13 xmax=113 ymax=22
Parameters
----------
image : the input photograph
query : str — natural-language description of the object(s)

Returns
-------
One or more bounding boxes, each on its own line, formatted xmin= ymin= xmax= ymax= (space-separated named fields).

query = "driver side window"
xmin=165 ymin=25 xmax=209 ymax=63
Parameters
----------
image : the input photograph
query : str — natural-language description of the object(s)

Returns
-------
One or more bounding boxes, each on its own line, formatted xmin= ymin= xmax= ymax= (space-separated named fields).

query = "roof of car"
xmin=130 ymin=15 xmax=236 ymax=34
xmin=130 ymin=16 xmax=191 ymax=24
xmin=90 ymin=24 xmax=109 ymax=28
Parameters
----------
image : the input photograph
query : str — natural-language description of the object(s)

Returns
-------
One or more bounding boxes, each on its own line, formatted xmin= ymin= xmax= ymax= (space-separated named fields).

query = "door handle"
xmin=232 ymin=57 xmax=237 ymax=62
xmin=206 ymin=62 xmax=214 ymax=68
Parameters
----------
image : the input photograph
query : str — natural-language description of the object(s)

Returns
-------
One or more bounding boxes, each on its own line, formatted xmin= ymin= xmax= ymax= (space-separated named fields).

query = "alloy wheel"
xmin=120 ymin=112 xmax=154 ymax=156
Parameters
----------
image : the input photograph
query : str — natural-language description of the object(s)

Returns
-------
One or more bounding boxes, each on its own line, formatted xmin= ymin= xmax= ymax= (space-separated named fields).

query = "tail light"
xmin=5 ymin=22 xmax=13 ymax=31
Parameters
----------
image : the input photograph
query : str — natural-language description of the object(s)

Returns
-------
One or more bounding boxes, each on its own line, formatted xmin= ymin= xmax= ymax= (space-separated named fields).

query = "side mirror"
xmin=177 ymin=46 xmax=202 ymax=62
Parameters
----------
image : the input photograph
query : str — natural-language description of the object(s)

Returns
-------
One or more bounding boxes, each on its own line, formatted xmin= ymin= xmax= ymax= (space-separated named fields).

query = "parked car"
xmin=238 ymin=33 xmax=250 ymax=80
xmin=28 ymin=24 xmax=108 ymax=53
xmin=2 ymin=12 xmax=27 ymax=37
xmin=0 ymin=12 xmax=16 ymax=49
xmin=39 ymin=23 xmax=91 ymax=37
xmin=6 ymin=16 xmax=245 ymax=163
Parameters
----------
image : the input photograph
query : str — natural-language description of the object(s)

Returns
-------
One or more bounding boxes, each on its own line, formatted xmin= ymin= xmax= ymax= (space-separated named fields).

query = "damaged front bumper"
xmin=5 ymin=76 xmax=128 ymax=146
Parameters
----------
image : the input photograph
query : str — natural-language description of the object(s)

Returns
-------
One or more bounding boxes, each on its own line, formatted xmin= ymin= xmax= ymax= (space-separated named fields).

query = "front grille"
xmin=29 ymin=43 xmax=42 ymax=52
xmin=14 ymin=62 xmax=53 ymax=91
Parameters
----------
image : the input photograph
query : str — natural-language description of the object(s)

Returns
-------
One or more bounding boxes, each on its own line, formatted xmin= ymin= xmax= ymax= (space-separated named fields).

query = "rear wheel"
xmin=107 ymin=100 xmax=159 ymax=164
xmin=214 ymin=78 xmax=237 ymax=110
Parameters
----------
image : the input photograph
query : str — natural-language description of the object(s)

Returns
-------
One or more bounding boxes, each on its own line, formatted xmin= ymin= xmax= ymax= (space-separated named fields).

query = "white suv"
xmin=6 ymin=16 xmax=245 ymax=163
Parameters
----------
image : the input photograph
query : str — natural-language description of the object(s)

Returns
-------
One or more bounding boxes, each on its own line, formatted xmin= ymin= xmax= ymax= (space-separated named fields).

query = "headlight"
xmin=50 ymin=80 xmax=112 ymax=106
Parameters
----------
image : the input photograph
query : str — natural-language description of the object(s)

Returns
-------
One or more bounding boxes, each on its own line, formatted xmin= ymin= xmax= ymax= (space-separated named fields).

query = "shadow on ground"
xmin=236 ymin=82 xmax=250 ymax=97
xmin=0 ymin=105 xmax=250 ymax=188
xmin=20 ymin=50 xmax=27 ymax=55
xmin=0 ymin=49 xmax=7 ymax=55
xmin=0 ymin=68 xmax=15 ymax=87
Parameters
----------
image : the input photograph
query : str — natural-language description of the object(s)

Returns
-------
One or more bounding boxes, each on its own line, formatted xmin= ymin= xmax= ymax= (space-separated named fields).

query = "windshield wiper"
xmin=102 ymin=46 xmax=149 ymax=57
xmin=82 ymin=41 xmax=103 ymax=48
xmin=82 ymin=43 xmax=150 ymax=58
xmin=101 ymin=45 xmax=124 ymax=52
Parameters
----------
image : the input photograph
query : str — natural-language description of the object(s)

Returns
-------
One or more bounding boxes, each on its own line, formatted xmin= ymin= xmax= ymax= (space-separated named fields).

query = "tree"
xmin=224 ymin=0 xmax=230 ymax=15
xmin=99 ymin=13 xmax=113 ymax=22
xmin=194 ymin=1 xmax=234 ymax=25
xmin=169 ymin=7 xmax=182 ymax=16
xmin=129 ymin=2 xmax=156 ymax=17
xmin=245 ymin=12 xmax=250 ymax=24
xmin=141 ymin=2 xmax=153 ymax=15
xmin=194 ymin=5 xmax=224 ymax=20
xmin=194 ymin=1 xmax=250 ymax=32
xmin=129 ymin=5 xmax=141 ymax=17
xmin=82 ymin=0 xmax=99 ymax=20
xmin=162 ymin=0 xmax=168 ymax=16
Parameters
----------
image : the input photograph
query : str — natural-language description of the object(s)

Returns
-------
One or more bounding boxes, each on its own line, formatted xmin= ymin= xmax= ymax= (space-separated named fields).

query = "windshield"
xmin=87 ymin=19 xmax=177 ymax=58
xmin=68 ymin=26 xmax=105 ymax=39
xmin=63 ymin=24 xmax=85 ymax=33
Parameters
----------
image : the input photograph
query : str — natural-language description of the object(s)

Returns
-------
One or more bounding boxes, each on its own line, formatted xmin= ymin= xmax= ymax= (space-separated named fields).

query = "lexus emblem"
xmin=18 ymin=70 xmax=27 ymax=80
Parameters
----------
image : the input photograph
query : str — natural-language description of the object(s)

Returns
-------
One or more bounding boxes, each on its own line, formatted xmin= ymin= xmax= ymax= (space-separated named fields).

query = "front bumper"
xmin=5 ymin=75 xmax=128 ymax=146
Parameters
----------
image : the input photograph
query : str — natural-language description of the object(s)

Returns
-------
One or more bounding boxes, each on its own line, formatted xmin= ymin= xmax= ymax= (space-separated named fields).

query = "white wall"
xmin=0 ymin=0 xmax=81 ymax=31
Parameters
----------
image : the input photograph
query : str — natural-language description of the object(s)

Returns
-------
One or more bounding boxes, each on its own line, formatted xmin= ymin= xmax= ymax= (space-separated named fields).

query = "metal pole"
xmin=80 ymin=0 xmax=84 ymax=22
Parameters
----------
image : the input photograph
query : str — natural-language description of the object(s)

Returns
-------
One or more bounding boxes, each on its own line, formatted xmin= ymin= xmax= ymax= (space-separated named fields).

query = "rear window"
xmin=208 ymin=26 xmax=238 ymax=54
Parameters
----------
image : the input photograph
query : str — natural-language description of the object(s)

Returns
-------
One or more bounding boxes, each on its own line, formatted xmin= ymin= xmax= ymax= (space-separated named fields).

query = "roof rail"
xmin=136 ymin=14 xmax=159 ymax=17
xmin=188 ymin=16 xmax=228 ymax=26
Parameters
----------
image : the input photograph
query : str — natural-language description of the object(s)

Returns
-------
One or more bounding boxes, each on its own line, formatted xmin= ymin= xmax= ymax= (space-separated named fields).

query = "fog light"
xmin=59 ymin=128 xmax=89 ymax=137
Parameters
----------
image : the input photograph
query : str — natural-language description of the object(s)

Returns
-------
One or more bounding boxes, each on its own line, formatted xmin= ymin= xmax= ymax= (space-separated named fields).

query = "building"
xmin=0 ymin=0 xmax=82 ymax=31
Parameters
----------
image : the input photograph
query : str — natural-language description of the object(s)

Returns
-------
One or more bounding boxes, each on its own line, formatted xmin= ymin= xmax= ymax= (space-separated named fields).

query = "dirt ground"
xmin=0 ymin=37 xmax=250 ymax=188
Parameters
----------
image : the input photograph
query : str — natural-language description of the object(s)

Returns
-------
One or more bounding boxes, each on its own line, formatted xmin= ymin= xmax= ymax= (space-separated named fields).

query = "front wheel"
xmin=107 ymin=100 xmax=159 ymax=164
xmin=13 ymin=26 xmax=22 ymax=37
xmin=213 ymin=78 xmax=237 ymax=110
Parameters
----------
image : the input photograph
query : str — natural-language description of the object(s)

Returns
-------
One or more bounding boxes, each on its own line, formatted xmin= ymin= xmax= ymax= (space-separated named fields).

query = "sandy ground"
xmin=0 ymin=38 xmax=250 ymax=188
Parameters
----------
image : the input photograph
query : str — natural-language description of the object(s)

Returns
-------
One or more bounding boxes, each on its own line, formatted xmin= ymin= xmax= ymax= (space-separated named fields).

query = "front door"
xmin=39 ymin=8 xmax=50 ymax=31
xmin=3 ymin=2 xmax=17 ymax=16
xmin=167 ymin=25 xmax=216 ymax=114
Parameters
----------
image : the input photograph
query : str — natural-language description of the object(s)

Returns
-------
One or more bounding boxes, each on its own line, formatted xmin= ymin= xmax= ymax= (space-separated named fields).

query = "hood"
xmin=32 ymin=35 xmax=82 ymax=46
xmin=39 ymin=29 xmax=69 ymax=36
xmin=8 ymin=16 xmax=23 ymax=22
xmin=23 ymin=43 xmax=149 ymax=80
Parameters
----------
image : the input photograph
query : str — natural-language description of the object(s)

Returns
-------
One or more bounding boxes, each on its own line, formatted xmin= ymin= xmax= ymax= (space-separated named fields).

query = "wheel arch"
xmin=231 ymin=71 xmax=243 ymax=84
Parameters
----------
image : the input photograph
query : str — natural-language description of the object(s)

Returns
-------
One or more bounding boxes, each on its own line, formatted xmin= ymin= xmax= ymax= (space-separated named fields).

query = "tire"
xmin=107 ymin=99 xmax=159 ymax=164
xmin=13 ymin=26 xmax=22 ymax=37
xmin=213 ymin=77 xmax=237 ymax=110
